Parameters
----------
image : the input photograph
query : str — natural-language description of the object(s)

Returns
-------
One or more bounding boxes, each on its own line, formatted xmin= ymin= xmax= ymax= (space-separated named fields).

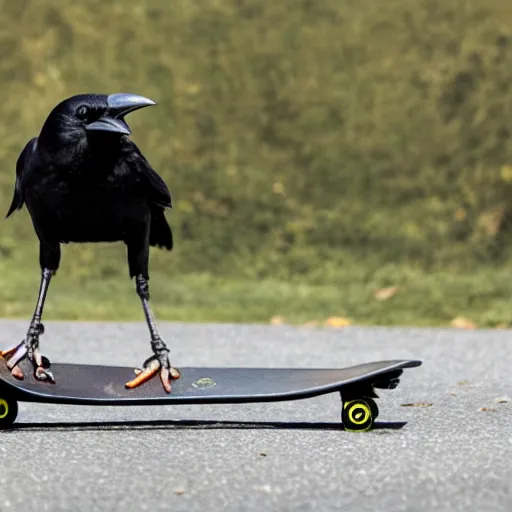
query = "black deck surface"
xmin=0 ymin=359 xmax=421 ymax=405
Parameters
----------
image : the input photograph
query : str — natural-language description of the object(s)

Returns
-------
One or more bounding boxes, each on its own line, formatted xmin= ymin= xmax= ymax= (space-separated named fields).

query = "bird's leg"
xmin=125 ymin=275 xmax=179 ymax=392
xmin=0 ymin=268 xmax=54 ymax=381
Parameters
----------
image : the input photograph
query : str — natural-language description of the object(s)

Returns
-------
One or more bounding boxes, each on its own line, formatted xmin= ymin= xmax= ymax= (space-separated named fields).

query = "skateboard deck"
xmin=0 ymin=358 xmax=421 ymax=431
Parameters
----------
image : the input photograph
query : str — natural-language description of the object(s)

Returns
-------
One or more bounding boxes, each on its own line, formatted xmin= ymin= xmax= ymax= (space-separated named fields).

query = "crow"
xmin=0 ymin=93 xmax=180 ymax=392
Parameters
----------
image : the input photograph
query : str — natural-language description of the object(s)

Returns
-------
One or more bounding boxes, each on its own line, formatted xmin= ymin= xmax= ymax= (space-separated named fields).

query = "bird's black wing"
xmin=6 ymin=137 xmax=38 ymax=218
xmin=118 ymin=138 xmax=172 ymax=209
xmin=118 ymin=138 xmax=173 ymax=250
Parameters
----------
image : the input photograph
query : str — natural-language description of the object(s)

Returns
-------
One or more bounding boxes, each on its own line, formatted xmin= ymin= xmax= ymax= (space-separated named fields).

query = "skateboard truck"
xmin=338 ymin=368 xmax=405 ymax=432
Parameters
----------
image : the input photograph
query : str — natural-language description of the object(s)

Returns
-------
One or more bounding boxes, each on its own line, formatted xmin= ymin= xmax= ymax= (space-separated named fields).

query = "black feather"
xmin=150 ymin=208 xmax=173 ymax=250
xmin=6 ymin=137 xmax=37 ymax=218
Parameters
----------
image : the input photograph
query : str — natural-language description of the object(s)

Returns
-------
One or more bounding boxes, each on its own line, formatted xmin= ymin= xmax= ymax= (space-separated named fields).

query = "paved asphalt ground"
xmin=0 ymin=320 xmax=510 ymax=511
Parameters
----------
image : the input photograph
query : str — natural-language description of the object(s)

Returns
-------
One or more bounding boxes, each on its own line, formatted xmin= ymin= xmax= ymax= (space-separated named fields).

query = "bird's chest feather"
xmin=27 ymin=164 xmax=145 ymax=242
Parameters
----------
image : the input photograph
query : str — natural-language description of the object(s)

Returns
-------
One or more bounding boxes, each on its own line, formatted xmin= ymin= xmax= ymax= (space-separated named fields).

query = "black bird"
xmin=1 ymin=93 xmax=180 ymax=392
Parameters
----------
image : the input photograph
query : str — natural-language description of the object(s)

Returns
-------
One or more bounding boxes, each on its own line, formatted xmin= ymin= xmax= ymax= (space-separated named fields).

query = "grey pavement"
xmin=0 ymin=320 xmax=510 ymax=511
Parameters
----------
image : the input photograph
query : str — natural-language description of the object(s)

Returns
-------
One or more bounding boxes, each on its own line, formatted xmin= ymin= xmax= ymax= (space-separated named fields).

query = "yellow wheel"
xmin=342 ymin=399 xmax=374 ymax=432
xmin=0 ymin=396 xmax=18 ymax=430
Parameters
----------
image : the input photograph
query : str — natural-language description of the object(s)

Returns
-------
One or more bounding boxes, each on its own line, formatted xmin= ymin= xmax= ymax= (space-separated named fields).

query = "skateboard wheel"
xmin=0 ymin=396 xmax=18 ymax=430
xmin=367 ymin=398 xmax=379 ymax=419
xmin=342 ymin=399 xmax=374 ymax=432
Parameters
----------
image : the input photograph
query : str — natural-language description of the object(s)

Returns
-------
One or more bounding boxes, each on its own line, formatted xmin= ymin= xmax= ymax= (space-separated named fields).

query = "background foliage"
xmin=1 ymin=0 xmax=512 ymax=326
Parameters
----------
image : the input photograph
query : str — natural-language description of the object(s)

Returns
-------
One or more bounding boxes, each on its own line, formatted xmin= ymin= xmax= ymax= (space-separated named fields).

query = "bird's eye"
xmin=76 ymin=106 xmax=89 ymax=120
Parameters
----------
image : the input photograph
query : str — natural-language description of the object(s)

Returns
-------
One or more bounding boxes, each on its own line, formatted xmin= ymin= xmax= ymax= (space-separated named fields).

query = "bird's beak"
xmin=86 ymin=93 xmax=156 ymax=135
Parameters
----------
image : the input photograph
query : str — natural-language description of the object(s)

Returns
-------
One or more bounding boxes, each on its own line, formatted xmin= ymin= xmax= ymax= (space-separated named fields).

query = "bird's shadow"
xmin=4 ymin=419 xmax=407 ymax=433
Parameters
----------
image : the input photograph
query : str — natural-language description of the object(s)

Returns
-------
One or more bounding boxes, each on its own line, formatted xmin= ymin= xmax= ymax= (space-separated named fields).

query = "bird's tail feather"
xmin=150 ymin=210 xmax=173 ymax=250
xmin=5 ymin=189 xmax=22 ymax=218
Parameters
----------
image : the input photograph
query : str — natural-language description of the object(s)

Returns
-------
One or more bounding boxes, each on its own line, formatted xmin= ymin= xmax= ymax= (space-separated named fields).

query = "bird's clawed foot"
xmin=0 ymin=323 xmax=54 ymax=382
xmin=125 ymin=337 xmax=180 ymax=393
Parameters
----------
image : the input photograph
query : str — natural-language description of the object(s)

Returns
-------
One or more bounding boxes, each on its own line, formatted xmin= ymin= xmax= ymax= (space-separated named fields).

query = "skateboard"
xmin=0 ymin=358 xmax=421 ymax=431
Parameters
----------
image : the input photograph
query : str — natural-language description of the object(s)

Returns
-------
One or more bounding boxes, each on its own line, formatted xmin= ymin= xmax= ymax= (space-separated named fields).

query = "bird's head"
xmin=39 ymin=93 xmax=156 ymax=150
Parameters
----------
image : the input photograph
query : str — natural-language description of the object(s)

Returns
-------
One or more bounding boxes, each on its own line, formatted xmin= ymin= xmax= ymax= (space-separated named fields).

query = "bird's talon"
xmin=0 ymin=343 xmax=20 ymax=359
xmin=125 ymin=358 xmax=177 ymax=393
xmin=35 ymin=366 xmax=54 ymax=382
xmin=32 ymin=349 xmax=51 ymax=370
xmin=146 ymin=358 xmax=160 ymax=371
xmin=6 ymin=343 xmax=29 ymax=370
xmin=11 ymin=365 xmax=24 ymax=380
xmin=125 ymin=359 xmax=160 ymax=389
xmin=142 ymin=354 xmax=160 ymax=369
xmin=1 ymin=341 xmax=53 ymax=383
xmin=33 ymin=350 xmax=43 ymax=368
xmin=160 ymin=367 xmax=171 ymax=393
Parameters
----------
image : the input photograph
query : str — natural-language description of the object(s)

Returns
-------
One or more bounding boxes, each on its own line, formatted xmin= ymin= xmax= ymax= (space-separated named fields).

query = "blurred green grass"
xmin=2 ymin=243 xmax=512 ymax=327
